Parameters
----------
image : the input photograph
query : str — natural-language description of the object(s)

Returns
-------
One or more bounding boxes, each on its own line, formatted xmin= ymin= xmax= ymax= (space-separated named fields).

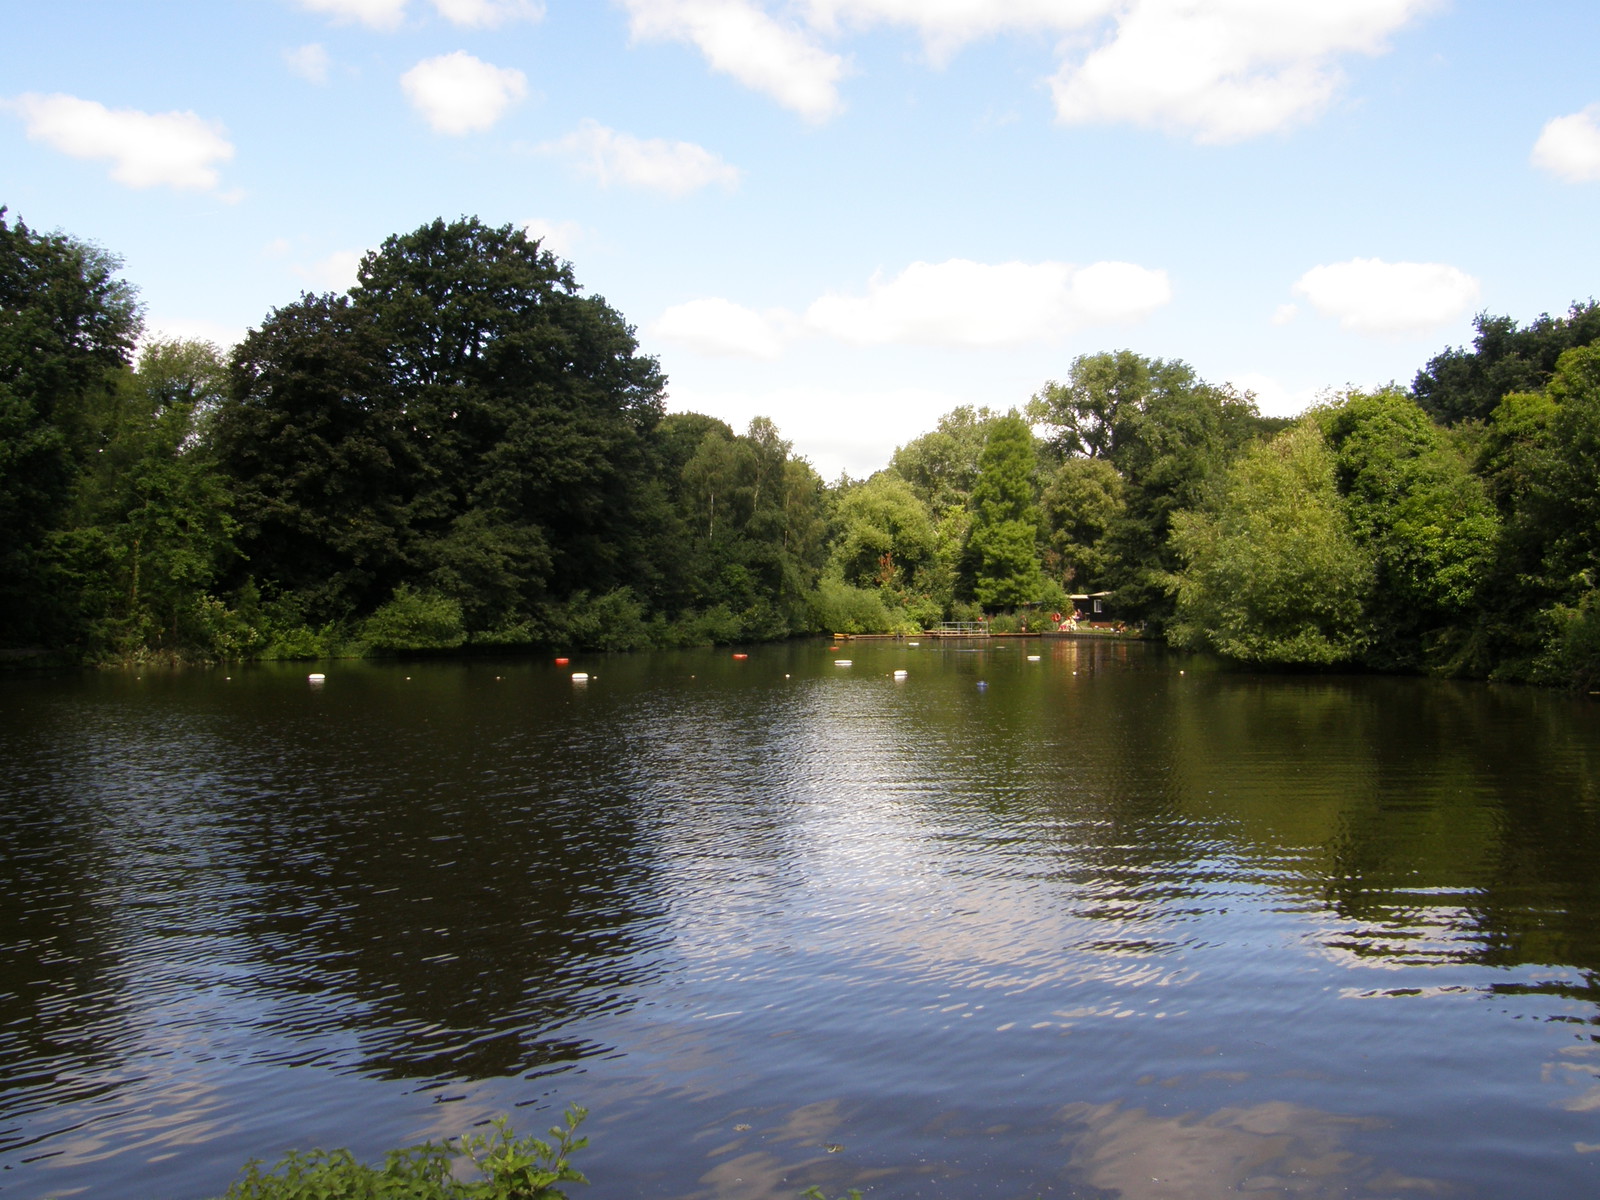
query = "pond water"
xmin=2 ymin=641 xmax=1599 ymax=1199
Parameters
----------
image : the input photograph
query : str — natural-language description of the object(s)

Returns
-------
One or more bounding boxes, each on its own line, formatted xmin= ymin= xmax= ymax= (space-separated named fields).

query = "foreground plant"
xmin=219 ymin=1106 xmax=588 ymax=1200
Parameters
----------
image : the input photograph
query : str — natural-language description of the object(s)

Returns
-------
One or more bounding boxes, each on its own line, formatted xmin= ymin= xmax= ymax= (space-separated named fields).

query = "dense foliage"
xmin=2 ymin=204 xmax=1596 ymax=686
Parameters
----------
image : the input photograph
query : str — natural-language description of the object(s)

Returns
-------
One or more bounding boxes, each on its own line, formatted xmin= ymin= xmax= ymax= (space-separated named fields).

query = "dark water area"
xmin=2 ymin=641 xmax=1599 ymax=1199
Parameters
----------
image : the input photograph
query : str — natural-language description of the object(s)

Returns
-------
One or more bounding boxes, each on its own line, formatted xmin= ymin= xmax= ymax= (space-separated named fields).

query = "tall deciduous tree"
xmin=0 ymin=209 xmax=141 ymax=645
xmin=1034 ymin=352 xmax=1272 ymax=627
xmin=1412 ymin=302 xmax=1600 ymax=426
xmin=216 ymin=292 xmax=412 ymax=624
xmin=1040 ymin=455 xmax=1124 ymax=590
xmin=61 ymin=338 xmax=238 ymax=654
xmin=967 ymin=413 xmax=1044 ymax=608
xmin=1316 ymin=389 xmax=1499 ymax=670
xmin=215 ymin=217 xmax=667 ymax=634
xmin=1170 ymin=422 xmax=1372 ymax=666
xmin=829 ymin=473 xmax=936 ymax=592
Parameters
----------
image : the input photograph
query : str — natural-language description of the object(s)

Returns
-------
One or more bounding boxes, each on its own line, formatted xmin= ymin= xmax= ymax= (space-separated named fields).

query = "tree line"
xmin=2 ymin=206 xmax=1596 ymax=688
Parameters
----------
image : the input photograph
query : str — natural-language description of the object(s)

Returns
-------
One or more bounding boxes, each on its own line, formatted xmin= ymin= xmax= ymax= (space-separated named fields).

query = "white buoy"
xmin=308 ymin=673 xmax=326 ymax=684
xmin=908 ymin=641 xmax=920 ymax=646
xmin=1027 ymin=655 xmax=1040 ymax=662
xmin=571 ymin=672 xmax=590 ymax=682
xmin=834 ymin=659 xmax=853 ymax=666
xmin=893 ymin=669 xmax=909 ymax=680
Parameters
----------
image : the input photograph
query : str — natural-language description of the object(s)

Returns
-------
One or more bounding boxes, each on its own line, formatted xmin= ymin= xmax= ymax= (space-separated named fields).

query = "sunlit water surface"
xmin=3 ymin=641 xmax=1600 ymax=1198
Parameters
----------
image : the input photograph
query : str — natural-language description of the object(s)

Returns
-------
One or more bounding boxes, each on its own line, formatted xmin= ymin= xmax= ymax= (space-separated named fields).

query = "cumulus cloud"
xmin=542 ymin=119 xmax=741 ymax=194
xmin=401 ymin=51 xmax=527 ymax=134
xmin=1291 ymin=257 xmax=1479 ymax=336
xmin=1226 ymin=372 xmax=1322 ymax=418
xmin=298 ymin=0 xmax=408 ymax=30
xmin=430 ymin=0 xmax=545 ymax=27
xmin=1531 ymin=104 xmax=1600 ymax=183
xmin=805 ymin=258 xmax=1171 ymax=348
xmin=622 ymin=0 xmax=847 ymax=122
xmin=616 ymin=1 xmax=1439 ymax=138
xmin=522 ymin=217 xmax=583 ymax=257
xmin=297 ymin=0 xmax=542 ymax=26
xmin=293 ymin=249 xmax=366 ymax=293
xmin=669 ymin=382 xmax=968 ymax=480
xmin=805 ymin=0 xmax=1108 ymax=62
xmin=284 ymin=43 xmax=333 ymax=84
xmin=5 ymin=93 xmax=234 ymax=191
xmin=1050 ymin=0 xmax=1438 ymax=143
xmin=654 ymin=297 xmax=790 ymax=358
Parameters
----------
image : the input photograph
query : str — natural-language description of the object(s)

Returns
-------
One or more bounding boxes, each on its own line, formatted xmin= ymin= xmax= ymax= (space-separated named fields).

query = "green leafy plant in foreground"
xmin=219 ymin=1107 xmax=587 ymax=1200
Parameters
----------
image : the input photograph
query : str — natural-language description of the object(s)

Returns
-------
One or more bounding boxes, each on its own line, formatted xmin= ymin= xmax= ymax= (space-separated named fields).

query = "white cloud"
xmin=1531 ymin=104 xmax=1600 ymax=183
xmin=1270 ymin=302 xmax=1299 ymax=326
xmin=401 ymin=52 xmax=527 ymax=135
xmin=284 ymin=42 xmax=333 ymax=84
xmin=298 ymin=0 xmax=408 ymax=30
xmin=805 ymin=258 xmax=1171 ymax=348
xmin=1291 ymin=257 xmax=1479 ymax=337
xmin=522 ymin=217 xmax=583 ymax=257
xmin=805 ymin=0 xmax=1110 ymax=62
xmin=293 ymin=249 xmax=365 ymax=293
xmin=1049 ymin=0 xmax=1438 ymax=143
xmin=1226 ymin=372 xmax=1323 ymax=418
xmin=654 ymin=297 xmax=790 ymax=359
xmin=5 ymin=93 xmax=234 ymax=191
xmin=431 ymin=0 xmax=544 ymax=27
xmin=622 ymin=0 xmax=847 ymax=122
xmin=669 ymin=382 xmax=967 ymax=480
xmin=542 ymin=119 xmax=741 ymax=194
xmin=618 ymin=1 xmax=1439 ymax=137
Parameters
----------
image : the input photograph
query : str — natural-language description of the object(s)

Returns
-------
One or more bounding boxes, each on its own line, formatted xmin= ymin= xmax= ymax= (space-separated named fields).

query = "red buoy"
xmin=554 ymin=657 xmax=569 ymax=665
xmin=732 ymin=653 xmax=748 ymax=660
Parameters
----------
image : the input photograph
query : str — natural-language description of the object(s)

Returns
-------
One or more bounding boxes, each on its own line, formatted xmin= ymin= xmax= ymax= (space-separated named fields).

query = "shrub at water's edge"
xmin=218 ymin=1109 xmax=587 ymax=1200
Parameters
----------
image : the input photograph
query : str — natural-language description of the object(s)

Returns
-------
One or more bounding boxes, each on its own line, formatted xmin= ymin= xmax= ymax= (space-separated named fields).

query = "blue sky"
xmin=5 ymin=1 xmax=1598 ymax=478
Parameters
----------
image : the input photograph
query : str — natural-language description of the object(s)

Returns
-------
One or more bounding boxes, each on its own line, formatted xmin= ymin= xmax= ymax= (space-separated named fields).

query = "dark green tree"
xmin=967 ymin=413 xmax=1045 ymax=608
xmin=1315 ymin=389 xmax=1499 ymax=671
xmin=829 ymin=473 xmax=936 ymax=592
xmin=59 ymin=338 xmax=238 ymax=655
xmin=1040 ymin=455 xmax=1124 ymax=590
xmin=350 ymin=217 xmax=666 ymax=621
xmin=1412 ymin=302 xmax=1600 ymax=426
xmin=0 ymin=208 xmax=141 ymax=646
xmin=215 ymin=292 xmax=413 ymax=625
xmin=215 ymin=217 xmax=667 ymax=637
xmin=1034 ymin=353 xmax=1271 ymax=627
xmin=1169 ymin=422 xmax=1373 ymax=665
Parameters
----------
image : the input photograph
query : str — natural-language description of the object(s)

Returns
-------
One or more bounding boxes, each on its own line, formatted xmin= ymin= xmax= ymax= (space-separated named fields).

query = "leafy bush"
xmin=219 ymin=1108 xmax=587 ymax=1200
xmin=1532 ymin=589 xmax=1600 ymax=692
xmin=561 ymin=588 xmax=651 ymax=652
xmin=360 ymin=586 xmax=467 ymax=652
xmin=808 ymin=576 xmax=896 ymax=634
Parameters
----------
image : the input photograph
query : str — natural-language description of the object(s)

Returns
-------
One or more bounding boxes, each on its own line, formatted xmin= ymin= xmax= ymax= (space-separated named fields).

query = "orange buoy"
xmin=732 ymin=653 xmax=748 ymax=660
xmin=554 ymin=657 xmax=569 ymax=665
